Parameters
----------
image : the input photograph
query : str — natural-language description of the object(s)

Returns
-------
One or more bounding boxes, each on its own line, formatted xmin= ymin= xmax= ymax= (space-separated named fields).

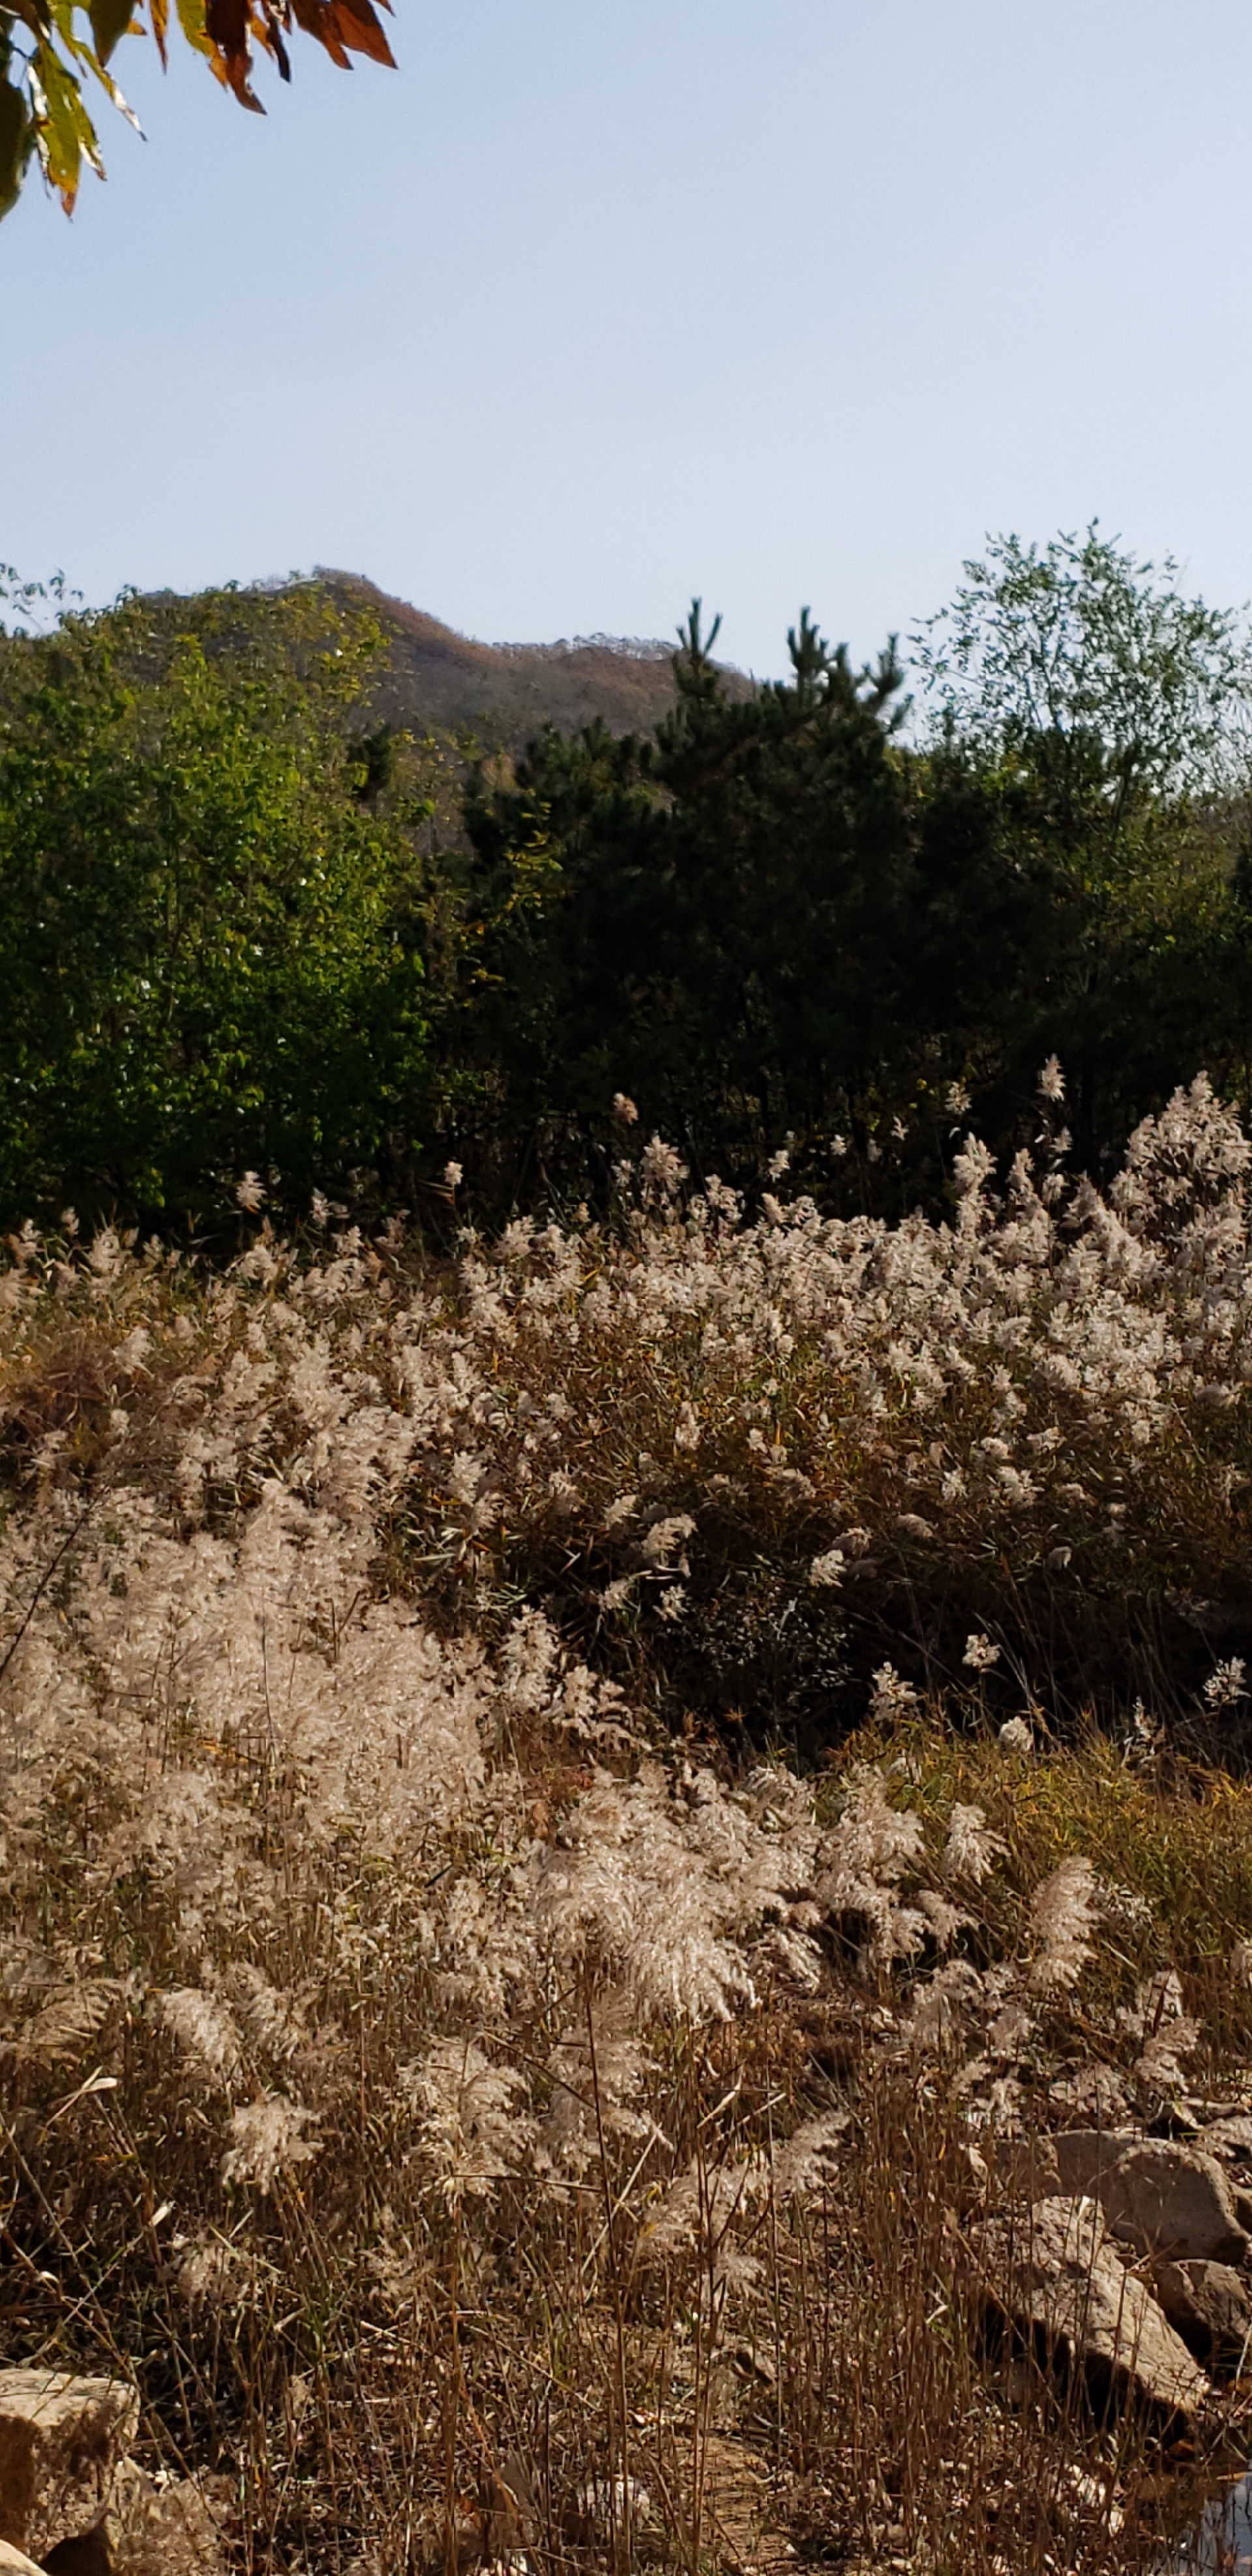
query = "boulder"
xmin=1097 ymin=2142 xmax=1249 ymax=2264
xmin=0 ymin=2374 xmax=137 ymax=2563
xmin=969 ymin=2195 xmax=1211 ymax=2424
xmin=1153 ymin=2259 xmax=1252 ymax=2373
xmin=1198 ymin=2116 xmax=1252 ymax=2165
xmin=1029 ymin=2132 xmax=1249 ymax=2264
xmin=0 ymin=2543 xmax=48 ymax=2576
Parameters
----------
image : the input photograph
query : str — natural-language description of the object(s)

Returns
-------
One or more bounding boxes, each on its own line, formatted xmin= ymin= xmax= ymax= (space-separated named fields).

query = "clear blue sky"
xmin=5 ymin=0 xmax=1252 ymax=676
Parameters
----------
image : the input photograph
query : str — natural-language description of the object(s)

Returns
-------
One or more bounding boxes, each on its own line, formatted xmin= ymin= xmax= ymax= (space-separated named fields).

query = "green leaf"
xmin=87 ymin=0 xmax=135 ymax=63
xmin=173 ymin=0 xmax=216 ymax=65
xmin=31 ymin=40 xmax=103 ymax=209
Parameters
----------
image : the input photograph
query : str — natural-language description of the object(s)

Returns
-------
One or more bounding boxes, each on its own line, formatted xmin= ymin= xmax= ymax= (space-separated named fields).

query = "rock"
xmin=568 ymin=2476 xmax=651 ymax=2540
xmin=1099 ymin=2142 xmax=1249 ymax=2264
xmin=0 ymin=2543 xmax=48 ymax=2576
xmin=0 ymin=2374 xmax=137 ymax=2562
xmin=1199 ymin=2115 xmax=1252 ymax=2164
xmin=969 ymin=2195 xmax=1211 ymax=2423
xmin=105 ymin=2466 xmax=227 ymax=2576
xmin=1153 ymin=2259 xmax=1252 ymax=2372
xmin=1028 ymin=2131 xmax=1249 ymax=2264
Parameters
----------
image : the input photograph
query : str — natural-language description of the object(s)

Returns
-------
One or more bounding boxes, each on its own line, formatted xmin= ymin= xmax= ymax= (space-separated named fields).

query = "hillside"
xmin=316 ymin=569 xmax=753 ymax=742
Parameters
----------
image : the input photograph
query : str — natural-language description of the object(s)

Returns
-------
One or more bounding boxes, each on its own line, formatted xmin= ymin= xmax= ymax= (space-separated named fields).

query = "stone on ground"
xmin=970 ymin=2194 xmax=1211 ymax=2423
xmin=0 ymin=2541 xmax=50 ymax=2576
xmin=1153 ymin=2258 xmax=1252 ymax=2371
xmin=0 ymin=2373 xmax=138 ymax=2562
xmin=1034 ymin=2132 xmax=1249 ymax=2264
xmin=1096 ymin=2141 xmax=1248 ymax=2264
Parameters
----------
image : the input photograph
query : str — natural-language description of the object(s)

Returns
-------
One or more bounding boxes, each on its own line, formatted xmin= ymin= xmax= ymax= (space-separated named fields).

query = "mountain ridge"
xmin=316 ymin=570 xmax=753 ymax=744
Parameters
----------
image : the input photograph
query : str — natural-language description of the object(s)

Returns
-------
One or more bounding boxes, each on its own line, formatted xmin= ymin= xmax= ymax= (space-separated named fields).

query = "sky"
xmin=5 ymin=0 xmax=1252 ymax=678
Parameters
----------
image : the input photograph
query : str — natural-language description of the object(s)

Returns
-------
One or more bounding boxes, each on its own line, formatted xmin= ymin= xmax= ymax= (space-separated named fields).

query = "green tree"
xmin=451 ymin=548 xmax=1252 ymax=1212
xmin=914 ymin=526 xmax=1249 ymax=798
xmin=456 ymin=606 xmax=931 ymax=1204
xmin=911 ymin=528 xmax=1252 ymax=1169
xmin=0 ymin=581 xmax=431 ymax=1230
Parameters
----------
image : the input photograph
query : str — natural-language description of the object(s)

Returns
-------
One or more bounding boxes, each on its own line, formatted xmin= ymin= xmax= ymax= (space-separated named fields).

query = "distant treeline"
xmin=2 ymin=532 xmax=1252 ymax=1238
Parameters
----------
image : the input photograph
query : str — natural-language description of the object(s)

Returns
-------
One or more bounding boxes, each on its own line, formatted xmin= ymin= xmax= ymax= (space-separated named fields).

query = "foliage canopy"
xmin=450 ymin=545 xmax=1252 ymax=1210
xmin=0 ymin=580 xmax=431 ymax=1230
xmin=913 ymin=526 xmax=1251 ymax=800
xmin=0 ymin=0 xmax=393 ymax=219
xmin=3 ymin=535 xmax=1252 ymax=1235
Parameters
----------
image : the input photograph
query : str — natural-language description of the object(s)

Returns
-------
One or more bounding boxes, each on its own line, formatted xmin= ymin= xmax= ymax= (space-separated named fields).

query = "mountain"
xmin=316 ymin=573 xmax=752 ymax=745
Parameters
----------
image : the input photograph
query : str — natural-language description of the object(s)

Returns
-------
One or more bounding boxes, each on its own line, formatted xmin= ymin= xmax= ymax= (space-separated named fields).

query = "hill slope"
xmin=318 ymin=571 xmax=752 ymax=743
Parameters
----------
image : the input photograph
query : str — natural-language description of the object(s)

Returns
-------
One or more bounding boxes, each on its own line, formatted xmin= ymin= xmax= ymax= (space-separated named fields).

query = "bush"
xmin=451 ymin=542 xmax=1252 ymax=1214
xmin=0 ymin=583 xmax=431 ymax=1233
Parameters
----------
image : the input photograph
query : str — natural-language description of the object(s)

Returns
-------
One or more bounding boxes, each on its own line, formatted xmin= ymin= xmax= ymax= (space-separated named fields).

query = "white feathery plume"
xmin=220 ymin=2094 xmax=320 ymax=2195
xmin=944 ymin=1803 xmax=1006 ymax=1886
xmin=403 ymin=2038 xmax=533 ymax=2207
xmin=1028 ymin=1857 xmax=1098 ymax=1993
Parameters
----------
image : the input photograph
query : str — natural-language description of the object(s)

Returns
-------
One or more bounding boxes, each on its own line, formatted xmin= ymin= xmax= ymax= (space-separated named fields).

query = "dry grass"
xmin=2 ymin=1082 xmax=1252 ymax=2569
xmin=850 ymin=1716 xmax=1252 ymax=2052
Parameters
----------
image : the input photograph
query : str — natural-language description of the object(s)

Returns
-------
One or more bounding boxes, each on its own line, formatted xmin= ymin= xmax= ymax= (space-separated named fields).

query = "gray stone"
xmin=969 ymin=2194 xmax=1211 ymax=2423
xmin=0 ymin=2373 xmax=137 ymax=2562
xmin=1049 ymin=2129 xmax=1134 ymax=2196
xmin=1154 ymin=2258 xmax=1252 ymax=2371
xmin=1098 ymin=2142 xmax=1249 ymax=2264
xmin=1198 ymin=2116 xmax=1252 ymax=2165
xmin=1029 ymin=2132 xmax=1249 ymax=2264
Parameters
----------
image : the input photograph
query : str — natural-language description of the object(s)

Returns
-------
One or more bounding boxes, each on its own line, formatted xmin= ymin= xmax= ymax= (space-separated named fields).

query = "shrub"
xmin=381 ymin=1070 xmax=1252 ymax=1736
xmin=0 ymin=584 xmax=431 ymax=1233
